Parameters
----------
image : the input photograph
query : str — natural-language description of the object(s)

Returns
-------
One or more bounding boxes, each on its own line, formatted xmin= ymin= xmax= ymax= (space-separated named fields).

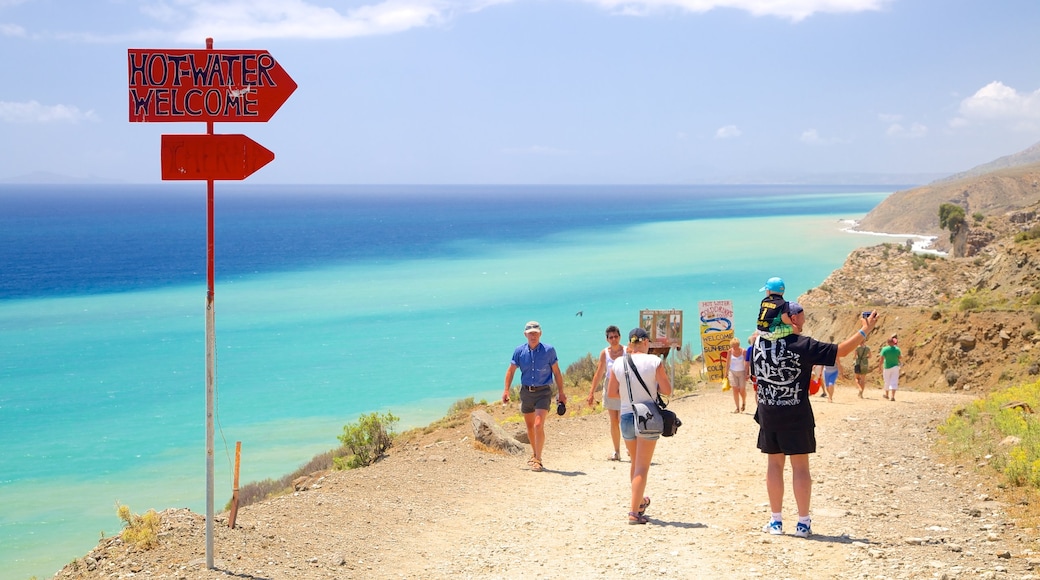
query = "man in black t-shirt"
xmin=751 ymin=303 xmax=877 ymax=538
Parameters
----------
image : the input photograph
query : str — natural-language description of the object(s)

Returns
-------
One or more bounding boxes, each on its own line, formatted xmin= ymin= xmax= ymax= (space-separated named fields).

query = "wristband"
xmin=857 ymin=329 xmax=867 ymax=340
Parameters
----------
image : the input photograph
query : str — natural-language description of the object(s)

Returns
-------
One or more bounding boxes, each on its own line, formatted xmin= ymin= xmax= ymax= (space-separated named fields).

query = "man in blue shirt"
xmin=503 ymin=321 xmax=566 ymax=472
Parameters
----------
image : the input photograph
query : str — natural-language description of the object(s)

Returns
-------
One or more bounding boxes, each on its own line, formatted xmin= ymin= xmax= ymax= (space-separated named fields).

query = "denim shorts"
xmin=620 ymin=412 xmax=661 ymax=441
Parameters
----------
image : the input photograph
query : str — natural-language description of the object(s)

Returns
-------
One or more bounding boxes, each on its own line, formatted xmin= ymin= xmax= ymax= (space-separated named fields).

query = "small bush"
xmin=972 ymin=212 xmax=985 ymax=223
xmin=116 ymin=504 xmax=161 ymax=550
xmin=447 ymin=397 xmax=476 ymax=416
xmin=959 ymin=294 xmax=980 ymax=311
xmin=334 ymin=411 xmax=399 ymax=470
xmin=1015 ymin=225 xmax=1040 ymax=243
xmin=564 ymin=353 xmax=597 ymax=387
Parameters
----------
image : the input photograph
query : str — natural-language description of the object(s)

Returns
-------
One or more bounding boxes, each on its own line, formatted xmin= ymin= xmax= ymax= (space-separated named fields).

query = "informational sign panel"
xmin=639 ymin=309 xmax=683 ymax=350
xmin=698 ymin=300 xmax=734 ymax=382
xmin=128 ymin=49 xmax=297 ymax=123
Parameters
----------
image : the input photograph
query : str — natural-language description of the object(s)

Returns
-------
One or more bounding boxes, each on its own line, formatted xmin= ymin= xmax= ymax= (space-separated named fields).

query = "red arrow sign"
xmin=129 ymin=49 xmax=297 ymax=123
xmin=161 ymin=134 xmax=275 ymax=181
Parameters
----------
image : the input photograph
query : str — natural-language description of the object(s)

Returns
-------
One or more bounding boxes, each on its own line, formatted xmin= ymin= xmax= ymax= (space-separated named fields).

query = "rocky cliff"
xmin=799 ymin=198 xmax=1040 ymax=394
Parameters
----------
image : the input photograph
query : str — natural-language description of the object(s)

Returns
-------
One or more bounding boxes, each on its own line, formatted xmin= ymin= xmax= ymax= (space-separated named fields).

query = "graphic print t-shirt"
xmin=751 ymin=334 xmax=837 ymax=431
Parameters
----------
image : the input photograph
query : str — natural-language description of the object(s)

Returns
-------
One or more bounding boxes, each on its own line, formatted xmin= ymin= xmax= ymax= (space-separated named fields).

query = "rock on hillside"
xmin=798 ymin=207 xmax=1040 ymax=394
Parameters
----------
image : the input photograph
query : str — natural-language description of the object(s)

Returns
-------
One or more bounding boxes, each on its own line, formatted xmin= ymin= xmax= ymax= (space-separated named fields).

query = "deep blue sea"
xmin=0 ymin=183 xmax=900 ymax=579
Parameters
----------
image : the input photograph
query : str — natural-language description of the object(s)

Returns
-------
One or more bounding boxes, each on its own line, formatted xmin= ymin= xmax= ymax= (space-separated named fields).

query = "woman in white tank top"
xmin=727 ymin=337 xmax=749 ymax=413
xmin=586 ymin=325 xmax=625 ymax=461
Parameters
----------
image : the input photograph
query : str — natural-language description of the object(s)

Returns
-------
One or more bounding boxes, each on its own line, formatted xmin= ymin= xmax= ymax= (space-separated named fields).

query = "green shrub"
xmin=447 ymin=397 xmax=477 ymax=416
xmin=116 ymin=504 xmax=161 ymax=550
xmin=1015 ymin=225 xmax=1040 ymax=243
xmin=972 ymin=212 xmax=985 ymax=223
xmin=959 ymin=294 xmax=981 ymax=311
xmin=334 ymin=411 xmax=399 ymax=470
xmin=939 ymin=203 xmax=966 ymax=243
xmin=564 ymin=353 xmax=597 ymax=387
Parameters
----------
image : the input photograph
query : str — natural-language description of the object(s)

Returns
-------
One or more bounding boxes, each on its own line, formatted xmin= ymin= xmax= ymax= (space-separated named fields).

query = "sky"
xmin=2 ymin=0 xmax=1040 ymax=185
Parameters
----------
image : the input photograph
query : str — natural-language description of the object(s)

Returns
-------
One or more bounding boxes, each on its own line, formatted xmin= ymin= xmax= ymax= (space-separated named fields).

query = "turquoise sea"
xmin=0 ymin=184 xmax=901 ymax=579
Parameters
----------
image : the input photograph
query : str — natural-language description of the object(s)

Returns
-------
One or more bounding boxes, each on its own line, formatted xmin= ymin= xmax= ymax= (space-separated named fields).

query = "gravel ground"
xmin=54 ymin=385 xmax=1040 ymax=580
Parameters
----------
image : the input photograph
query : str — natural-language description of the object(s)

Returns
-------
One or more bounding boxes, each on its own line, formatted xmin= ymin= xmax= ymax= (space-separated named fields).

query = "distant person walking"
xmin=822 ymin=361 xmax=840 ymax=403
xmin=503 ymin=321 xmax=566 ymax=472
xmin=586 ymin=325 xmax=626 ymax=461
xmin=853 ymin=340 xmax=872 ymax=399
xmin=727 ymin=337 xmax=749 ymax=413
xmin=752 ymin=303 xmax=877 ymax=538
xmin=879 ymin=334 xmax=902 ymax=401
xmin=607 ymin=327 xmax=673 ymax=524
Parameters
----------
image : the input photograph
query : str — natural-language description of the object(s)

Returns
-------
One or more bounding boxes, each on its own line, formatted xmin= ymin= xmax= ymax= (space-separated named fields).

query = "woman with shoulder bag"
xmin=607 ymin=327 xmax=673 ymax=525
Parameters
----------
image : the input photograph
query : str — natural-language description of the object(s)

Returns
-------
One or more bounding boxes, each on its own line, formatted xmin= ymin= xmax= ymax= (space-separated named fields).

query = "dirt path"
xmin=57 ymin=386 xmax=1040 ymax=579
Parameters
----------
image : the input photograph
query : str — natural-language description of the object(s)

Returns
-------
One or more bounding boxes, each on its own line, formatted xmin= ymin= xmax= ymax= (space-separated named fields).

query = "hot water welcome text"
xmin=128 ymin=50 xmax=296 ymax=122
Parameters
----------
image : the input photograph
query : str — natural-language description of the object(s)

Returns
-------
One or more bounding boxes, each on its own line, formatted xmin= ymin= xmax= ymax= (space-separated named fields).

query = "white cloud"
xmin=0 ymin=100 xmax=99 ymax=123
xmin=715 ymin=125 xmax=741 ymax=139
xmin=169 ymin=0 xmax=466 ymax=42
xmin=800 ymin=128 xmax=822 ymax=144
xmin=580 ymin=0 xmax=891 ymax=22
xmin=799 ymin=128 xmax=848 ymax=145
xmin=131 ymin=0 xmax=890 ymax=42
xmin=885 ymin=122 xmax=927 ymax=138
xmin=0 ymin=22 xmax=26 ymax=37
xmin=502 ymin=145 xmax=575 ymax=156
xmin=952 ymin=81 xmax=1040 ymax=130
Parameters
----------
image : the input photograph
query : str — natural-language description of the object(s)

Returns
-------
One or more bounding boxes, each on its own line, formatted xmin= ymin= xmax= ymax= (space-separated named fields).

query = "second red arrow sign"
xmin=161 ymin=134 xmax=275 ymax=181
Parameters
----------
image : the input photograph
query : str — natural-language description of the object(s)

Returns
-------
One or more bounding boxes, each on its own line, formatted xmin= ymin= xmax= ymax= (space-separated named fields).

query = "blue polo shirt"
xmin=510 ymin=342 xmax=558 ymax=386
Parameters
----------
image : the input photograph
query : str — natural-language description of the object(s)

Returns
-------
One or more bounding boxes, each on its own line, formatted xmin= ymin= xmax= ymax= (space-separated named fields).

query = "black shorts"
xmin=757 ymin=428 xmax=816 ymax=455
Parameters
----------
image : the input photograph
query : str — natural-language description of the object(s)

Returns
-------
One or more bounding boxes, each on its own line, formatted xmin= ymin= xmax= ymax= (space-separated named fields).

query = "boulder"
xmin=470 ymin=410 xmax=525 ymax=455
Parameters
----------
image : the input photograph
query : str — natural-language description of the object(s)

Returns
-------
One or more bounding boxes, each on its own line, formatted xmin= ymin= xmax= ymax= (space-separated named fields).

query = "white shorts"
xmin=883 ymin=366 xmax=900 ymax=391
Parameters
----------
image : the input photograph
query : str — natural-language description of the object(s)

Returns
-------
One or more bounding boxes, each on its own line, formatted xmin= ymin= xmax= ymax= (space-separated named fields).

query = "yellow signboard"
xmin=698 ymin=300 xmax=734 ymax=382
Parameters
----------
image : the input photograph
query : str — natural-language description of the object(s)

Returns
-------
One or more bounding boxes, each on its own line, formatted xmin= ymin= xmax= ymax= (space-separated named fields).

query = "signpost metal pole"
xmin=204 ymin=38 xmax=216 ymax=570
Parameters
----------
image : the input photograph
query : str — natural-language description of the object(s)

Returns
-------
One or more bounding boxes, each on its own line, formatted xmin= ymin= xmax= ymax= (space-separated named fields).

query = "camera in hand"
xmin=862 ymin=311 xmax=873 ymax=319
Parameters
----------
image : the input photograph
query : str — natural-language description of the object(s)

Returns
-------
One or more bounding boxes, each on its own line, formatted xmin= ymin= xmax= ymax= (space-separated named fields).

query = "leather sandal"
xmin=627 ymin=511 xmax=648 ymax=525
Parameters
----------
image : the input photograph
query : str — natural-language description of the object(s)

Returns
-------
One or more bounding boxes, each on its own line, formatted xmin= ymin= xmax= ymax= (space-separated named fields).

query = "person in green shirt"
xmin=878 ymin=334 xmax=902 ymax=401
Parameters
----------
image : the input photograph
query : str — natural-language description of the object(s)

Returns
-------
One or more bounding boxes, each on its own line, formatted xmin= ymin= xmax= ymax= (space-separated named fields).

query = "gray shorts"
xmin=519 ymin=385 xmax=552 ymax=414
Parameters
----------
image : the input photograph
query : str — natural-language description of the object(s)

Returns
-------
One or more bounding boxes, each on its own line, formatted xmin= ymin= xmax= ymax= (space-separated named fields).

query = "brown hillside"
xmin=857 ymin=163 xmax=1040 ymax=247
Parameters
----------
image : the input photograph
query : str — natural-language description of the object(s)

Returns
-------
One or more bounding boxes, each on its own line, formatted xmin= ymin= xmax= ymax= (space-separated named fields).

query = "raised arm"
xmin=836 ymin=311 xmax=878 ymax=359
